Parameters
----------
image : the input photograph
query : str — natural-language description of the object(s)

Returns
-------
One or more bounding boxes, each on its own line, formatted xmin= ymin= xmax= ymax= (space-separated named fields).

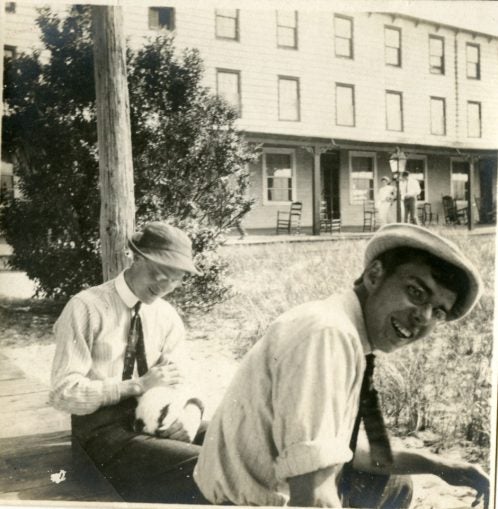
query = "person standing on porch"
xmin=400 ymin=171 xmax=421 ymax=225
xmin=376 ymin=176 xmax=396 ymax=225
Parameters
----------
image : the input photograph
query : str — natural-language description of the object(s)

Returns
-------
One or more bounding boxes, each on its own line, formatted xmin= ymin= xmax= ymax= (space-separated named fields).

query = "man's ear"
xmin=363 ymin=259 xmax=386 ymax=291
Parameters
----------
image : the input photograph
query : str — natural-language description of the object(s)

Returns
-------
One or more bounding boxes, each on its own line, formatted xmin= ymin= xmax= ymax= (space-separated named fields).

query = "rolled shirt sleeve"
xmin=272 ymin=326 xmax=361 ymax=481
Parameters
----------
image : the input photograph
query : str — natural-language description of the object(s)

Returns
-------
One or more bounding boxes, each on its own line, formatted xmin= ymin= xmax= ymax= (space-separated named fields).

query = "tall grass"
xmin=209 ymin=230 xmax=495 ymax=462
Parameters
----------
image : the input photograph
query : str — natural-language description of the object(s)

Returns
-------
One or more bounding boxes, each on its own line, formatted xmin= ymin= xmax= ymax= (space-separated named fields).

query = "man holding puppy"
xmin=50 ymin=221 xmax=206 ymax=503
xmin=194 ymin=224 xmax=489 ymax=508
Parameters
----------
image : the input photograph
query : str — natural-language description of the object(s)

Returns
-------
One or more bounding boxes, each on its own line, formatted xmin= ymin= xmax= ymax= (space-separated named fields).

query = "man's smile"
xmin=391 ymin=317 xmax=413 ymax=339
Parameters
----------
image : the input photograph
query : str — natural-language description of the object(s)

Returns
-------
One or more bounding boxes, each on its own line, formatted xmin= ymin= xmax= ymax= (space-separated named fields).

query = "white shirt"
xmin=194 ymin=290 xmax=371 ymax=506
xmin=50 ymin=271 xmax=188 ymax=415
xmin=401 ymin=176 xmax=421 ymax=199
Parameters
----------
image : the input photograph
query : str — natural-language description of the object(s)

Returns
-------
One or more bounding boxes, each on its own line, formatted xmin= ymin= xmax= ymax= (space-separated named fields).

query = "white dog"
xmin=134 ymin=386 xmax=202 ymax=442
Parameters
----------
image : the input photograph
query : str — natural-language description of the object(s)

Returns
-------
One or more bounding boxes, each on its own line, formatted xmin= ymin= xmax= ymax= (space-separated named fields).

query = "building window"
xmin=429 ymin=35 xmax=445 ymax=74
xmin=4 ymin=45 xmax=16 ymax=61
xmin=385 ymin=26 xmax=401 ymax=67
xmin=335 ymin=83 xmax=355 ymax=126
xmin=215 ymin=9 xmax=239 ymax=40
xmin=451 ymin=160 xmax=469 ymax=202
xmin=5 ymin=2 xmax=15 ymax=13
xmin=148 ymin=7 xmax=175 ymax=30
xmin=263 ymin=149 xmax=295 ymax=203
xmin=216 ymin=69 xmax=241 ymax=117
xmin=276 ymin=10 xmax=298 ymax=49
xmin=334 ymin=15 xmax=353 ymax=59
xmin=350 ymin=152 xmax=375 ymax=204
xmin=406 ymin=158 xmax=426 ymax=201
xmin=278 ymin=76 xmax=300 ymax=121
xmin=466 ymin=43 xmax=480 ymax=79
xmin=386 ymin=90 xmax=403 ymax=131
xmin=430 ymin=97 xmax=446 ymax=135
xmin=467 ymin=101 xmax=481 ymax=138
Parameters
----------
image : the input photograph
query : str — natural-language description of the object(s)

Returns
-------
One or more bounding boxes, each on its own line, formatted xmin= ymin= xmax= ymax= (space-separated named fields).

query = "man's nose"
xmin=413 ymin=303 xmax=433 ymax=325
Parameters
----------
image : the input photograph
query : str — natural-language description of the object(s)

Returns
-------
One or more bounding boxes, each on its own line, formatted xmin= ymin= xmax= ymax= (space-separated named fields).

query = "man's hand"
xmin=288 ymin=465 xmax=343 ymax=507
xmin=438 ymin=461 xmax=489 ymax=509
xmin=138 ymin=363 xmax=182 ymax=392
xmin=157 ymin=401 xmax=202 ymax=443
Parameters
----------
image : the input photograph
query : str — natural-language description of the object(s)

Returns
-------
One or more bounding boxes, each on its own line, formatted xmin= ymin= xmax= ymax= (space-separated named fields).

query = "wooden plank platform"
xmin=0 ymin=353 xmax=121 ymax=503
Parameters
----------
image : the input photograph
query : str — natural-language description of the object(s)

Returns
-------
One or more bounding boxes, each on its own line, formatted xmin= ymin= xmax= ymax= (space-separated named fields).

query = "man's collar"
xmin=346 ymin=289 xmax=372 ymax=355
xmin=115 ymin=270 xmax=140 ymax=309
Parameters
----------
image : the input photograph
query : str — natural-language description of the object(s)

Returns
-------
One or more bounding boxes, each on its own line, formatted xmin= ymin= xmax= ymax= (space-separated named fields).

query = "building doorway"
xmin=320 ymin=151 xmax=340 ymax=219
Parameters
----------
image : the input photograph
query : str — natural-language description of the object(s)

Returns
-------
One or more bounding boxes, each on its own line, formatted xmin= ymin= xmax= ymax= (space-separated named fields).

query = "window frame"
xmin=467 ymin=101 xmax=482 ymax=138
xmin=349 ymin=151 xmax=377 ymax=205
xmin=278 ymin=75 xmax=301 ymax=122
xmin=4 ymin=45 xmax=16 ymax=60
xmin=385 ymin=90 xmax=404 ymax=132
xmin=334 ymin=14 xmax=354 ymax=59
xmin=384 ymin=25 xmax=402 ymax=67
xmin=276 ymin=10 xmax=298 ymax=49
xmin=215 ymin=9 xmax=240 ymax=41
xmin=466 ymin=42 xmax=481 ymax=80
xmin=262 ymin=148 xmax=297 ymax=205
xmin=405 ymin=156 xmax=428 ymax=202
xmin=216 ymin=68 xmax=242 ymax=117
xmin=335 ymin=83 xmax=355 ymax=127
xmin=148 ymin=7 xmax=175 ymax=31
xmin=429 ymin=34 xmax=445 ymax=74
xmin=430 ymin=96 xmax=446 ymax=136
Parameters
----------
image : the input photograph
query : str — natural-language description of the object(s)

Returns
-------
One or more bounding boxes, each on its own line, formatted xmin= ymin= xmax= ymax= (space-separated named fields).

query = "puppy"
xmin=133 ymin=386 xmax=178 ymax=437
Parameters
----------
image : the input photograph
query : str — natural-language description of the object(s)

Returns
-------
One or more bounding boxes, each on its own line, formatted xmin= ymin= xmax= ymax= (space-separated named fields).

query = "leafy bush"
xmin=1 ymin=7 xmax=258 ymax=308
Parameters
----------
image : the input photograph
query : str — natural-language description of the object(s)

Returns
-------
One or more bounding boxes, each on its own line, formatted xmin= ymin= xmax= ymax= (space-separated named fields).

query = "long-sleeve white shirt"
xmin=50 ymin=271 xmax=188 ymax=415
xmin=194 ymin=290 xmax=371 ymax=506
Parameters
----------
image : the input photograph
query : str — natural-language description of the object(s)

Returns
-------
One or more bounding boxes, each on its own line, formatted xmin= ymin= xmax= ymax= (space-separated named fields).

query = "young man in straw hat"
xmin=50 ymin=221 xmax=208 ymax=503
xmin=194 ymin=223 xmax=489 ymax=508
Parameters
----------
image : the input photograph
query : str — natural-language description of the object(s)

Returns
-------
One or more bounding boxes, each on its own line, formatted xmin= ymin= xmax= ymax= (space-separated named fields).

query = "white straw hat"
xmin=365 ymin=223 xmax=483 ymax=321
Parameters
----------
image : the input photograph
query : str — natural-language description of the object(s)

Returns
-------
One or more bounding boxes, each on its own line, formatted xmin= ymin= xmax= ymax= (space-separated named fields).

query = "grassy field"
xmin=0 ymin=229 xmax=495 ymax=465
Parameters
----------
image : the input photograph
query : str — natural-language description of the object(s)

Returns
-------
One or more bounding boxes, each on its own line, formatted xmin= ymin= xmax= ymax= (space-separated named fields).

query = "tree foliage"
xmin=2 ymin=7 xmax=258 ymax=309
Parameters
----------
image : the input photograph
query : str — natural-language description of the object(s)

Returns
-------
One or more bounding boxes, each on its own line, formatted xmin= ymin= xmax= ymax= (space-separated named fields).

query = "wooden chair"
xmin=320 ymin=201 xmax=332 ymax=233
xmin=442 ymin=196 xmax=467 ymax=225
xmin=363 ymin=200 xmax=377 ymax=232
xmin=418 ymin=203 xmax=436 ymax=226
xmin=276 ymin=201 xmax=302 ymax=234
xmin=320 ymin=201 xmax=341 ymax=234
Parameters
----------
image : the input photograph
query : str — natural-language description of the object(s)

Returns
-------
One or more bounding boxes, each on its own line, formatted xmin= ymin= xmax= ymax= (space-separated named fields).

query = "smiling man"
xmin=194 ymin=223 xmax=489 ymax=508
xmin=50 ymin=221 xmax=208 ymax=503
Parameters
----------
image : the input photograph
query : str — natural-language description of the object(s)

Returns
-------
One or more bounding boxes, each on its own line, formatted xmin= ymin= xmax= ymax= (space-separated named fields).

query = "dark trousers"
xmin=340 ymin=468 xmax=413 ymax=509
xmin=71 ymin=399 xmax=210 ymax=504
xmin=403 ymin=196 xmax=419 ymax=224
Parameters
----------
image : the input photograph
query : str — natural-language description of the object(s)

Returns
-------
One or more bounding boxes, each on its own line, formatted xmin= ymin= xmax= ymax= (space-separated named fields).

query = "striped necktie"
xmin=122 ymin=302 xmax=148 ymax=380
xmin=356 ymin=353 xmax=393 ymax=467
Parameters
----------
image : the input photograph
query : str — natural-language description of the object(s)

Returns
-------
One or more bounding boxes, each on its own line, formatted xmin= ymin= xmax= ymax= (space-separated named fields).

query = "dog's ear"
xmin=133 ymin=418 xmax=145 ymax=434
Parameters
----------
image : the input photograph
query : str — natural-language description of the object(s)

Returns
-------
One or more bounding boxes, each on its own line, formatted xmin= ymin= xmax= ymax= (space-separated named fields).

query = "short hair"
xmin=355 ymin=246 xmax=470 ymax=318
xmin=402 ymin=171 xmax=410 ymax=178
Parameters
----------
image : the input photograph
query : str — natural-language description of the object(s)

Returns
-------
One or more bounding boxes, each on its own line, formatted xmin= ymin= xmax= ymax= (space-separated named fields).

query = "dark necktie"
xmin=122 ymin=302 xmax=148 ymax=380
xmin=354 ymin=353 xmax=393 ymax=467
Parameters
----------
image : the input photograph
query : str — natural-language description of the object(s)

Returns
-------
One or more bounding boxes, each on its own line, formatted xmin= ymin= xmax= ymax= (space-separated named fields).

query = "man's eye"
xmin=407 ymin=285 xmax=425 ymax=302
xmin=434 ymin=309 xmax=447 ymax=322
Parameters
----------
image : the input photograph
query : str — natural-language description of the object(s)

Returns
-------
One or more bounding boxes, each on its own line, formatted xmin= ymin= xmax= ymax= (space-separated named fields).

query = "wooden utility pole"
xmin=92 ymin=6 xmax=135 ymax=281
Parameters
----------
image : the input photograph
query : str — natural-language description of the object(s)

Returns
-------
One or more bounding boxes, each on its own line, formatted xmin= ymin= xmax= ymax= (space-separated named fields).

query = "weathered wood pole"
xmin=92 ymin=6 xmax=135 ymax=281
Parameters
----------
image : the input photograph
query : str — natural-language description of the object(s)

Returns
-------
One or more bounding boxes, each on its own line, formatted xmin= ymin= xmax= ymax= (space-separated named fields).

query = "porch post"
xmin=312 ymin=145 xmax=321 ymax=236
xmin=467 ymin=157 xmax=475 ymax=231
